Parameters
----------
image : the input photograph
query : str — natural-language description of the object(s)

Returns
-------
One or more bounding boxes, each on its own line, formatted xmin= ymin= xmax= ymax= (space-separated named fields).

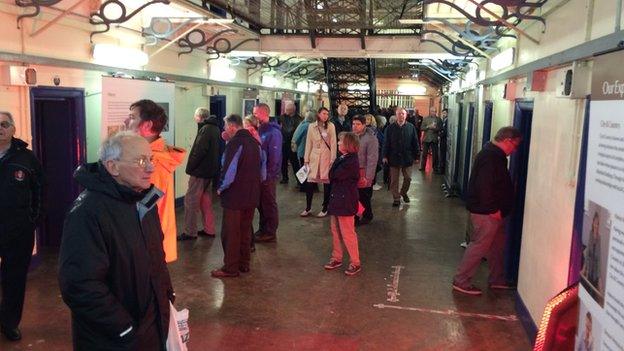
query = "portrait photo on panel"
xmin=575 ymin=302 xmax=601 ymax=351
xmin=580 ymin=200 xmax=611 ymax=307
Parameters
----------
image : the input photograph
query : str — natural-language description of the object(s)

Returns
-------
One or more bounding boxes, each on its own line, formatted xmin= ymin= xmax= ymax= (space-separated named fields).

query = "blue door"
xmin=452 ymin=103 xmax=464 ymax=191
xmin=482 ymin=101 xmax=493 ymax=146
xmin=461 ymin=103 xmax=475 ymax=195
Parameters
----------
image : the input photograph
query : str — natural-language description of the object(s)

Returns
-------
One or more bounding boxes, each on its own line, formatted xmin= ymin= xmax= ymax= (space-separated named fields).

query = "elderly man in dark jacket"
xmin=382 ymin=107 xmax=420 ymax=207
xmin=452 ymin=127 xmax=521 ymax=296
xmin=59 ymin=132 xmax=174 ymax=350
xmin=211 ymin=114 xmax=262 ymax=278
xmin=0 ymin=112 xmax=43 ymax=341
xmin=179 ymin=107 xmax=221 ymax=240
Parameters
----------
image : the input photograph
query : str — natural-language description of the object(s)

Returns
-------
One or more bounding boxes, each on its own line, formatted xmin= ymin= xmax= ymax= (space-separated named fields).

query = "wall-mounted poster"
xmin=101 ymin=76 xmax=176 ymax=144
xmin=576 ymin=49 xmax=624 ymax=350
xmin=243 ymin=98 xmax=256 ymax=117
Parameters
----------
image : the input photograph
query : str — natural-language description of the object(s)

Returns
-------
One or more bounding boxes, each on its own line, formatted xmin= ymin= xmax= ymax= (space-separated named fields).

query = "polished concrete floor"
xmin=1 ymin=170 xmax=532 ymax=350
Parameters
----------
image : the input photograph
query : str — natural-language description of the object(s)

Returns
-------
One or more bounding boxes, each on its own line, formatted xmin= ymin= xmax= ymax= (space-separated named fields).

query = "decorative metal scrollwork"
xmin=421 ymin=29 xmax=484 ymax=58
xmin=423 ymin=0 xmax=548 ymax=35
xmin=15 ymin=0 xmax=62 ymax=28
xmin=90 ymin=0 xmax=170 ymax=41
xmin=144 ymin=17 xmax=199 ymax=46
xmin=177 ymin=28 xmax=258 ymax=59
xmin=438 ymin=19 xmax=515 ymax=52
xmin=245 ymin=56 xmax=296 ymax=72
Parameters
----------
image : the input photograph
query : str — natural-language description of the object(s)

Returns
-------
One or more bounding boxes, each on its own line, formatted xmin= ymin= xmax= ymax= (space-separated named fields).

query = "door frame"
xmin=482 ymin=101 xmax=494 ymax=146
xmin=461 ymin=103 xmax=475 ymax=195
xmin=505 ymin=98 xmax=534 ymax=283
xmin=30 ymin=86 xmax=86 ymax=249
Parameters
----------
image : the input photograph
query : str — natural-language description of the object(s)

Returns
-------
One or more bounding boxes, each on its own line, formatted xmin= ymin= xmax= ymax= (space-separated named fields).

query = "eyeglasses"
xmin=117 ymin=155 xmax=154 ymax=169
xmin=0 ymin=121 xmax=14 ymax=129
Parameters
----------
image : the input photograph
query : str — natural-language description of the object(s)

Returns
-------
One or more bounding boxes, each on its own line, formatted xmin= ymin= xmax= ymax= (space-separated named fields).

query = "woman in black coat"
xmin=324 ymin=132 xmax=362 ymax=276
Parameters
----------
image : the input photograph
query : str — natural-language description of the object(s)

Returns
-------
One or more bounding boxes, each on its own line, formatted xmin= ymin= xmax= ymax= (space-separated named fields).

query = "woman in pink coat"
xmin=302 ymin=107 xmax=337 ymax=217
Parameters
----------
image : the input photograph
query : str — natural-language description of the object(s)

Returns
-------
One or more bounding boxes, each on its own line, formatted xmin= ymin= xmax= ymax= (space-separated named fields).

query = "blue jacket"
xmin=292 ymin=121 xmax=310 ymax=159
xmin=259 ymin=121 xmax=283 ymax=181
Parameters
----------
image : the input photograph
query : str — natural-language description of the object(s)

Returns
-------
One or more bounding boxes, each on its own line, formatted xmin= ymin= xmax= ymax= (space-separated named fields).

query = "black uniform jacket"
xmin=0 ymin=137 xmax=43 ymax=244
xmin=59 ymin=162 xmax=173 ymax=351
xmin=383 ymin=122 xmax=420 ymax=167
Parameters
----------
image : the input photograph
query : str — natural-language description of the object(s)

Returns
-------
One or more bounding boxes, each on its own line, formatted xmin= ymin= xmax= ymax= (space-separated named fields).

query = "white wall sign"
xmin=101 ymin=76 xmax=176 ymax=144
xmin=576 ymin=50 xmax=624 ymax=351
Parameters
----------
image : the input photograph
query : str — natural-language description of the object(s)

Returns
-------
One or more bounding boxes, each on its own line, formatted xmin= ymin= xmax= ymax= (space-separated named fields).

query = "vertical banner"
xmin=101 ymin=76 xmax=176 ymax=144
xmin=576 ymin=50 xmax=624 ymax=350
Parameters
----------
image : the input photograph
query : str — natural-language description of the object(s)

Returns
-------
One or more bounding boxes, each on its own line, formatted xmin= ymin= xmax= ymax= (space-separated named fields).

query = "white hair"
xmin=98 ymin=131 xmax=142 ymax=162
xmin=0 ymin=111 xmax=14 ymax=123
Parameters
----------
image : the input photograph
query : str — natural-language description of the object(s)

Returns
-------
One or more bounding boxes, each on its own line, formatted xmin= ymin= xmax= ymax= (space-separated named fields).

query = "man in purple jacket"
xmin=253 ymin=103 xmax=282 ymax=243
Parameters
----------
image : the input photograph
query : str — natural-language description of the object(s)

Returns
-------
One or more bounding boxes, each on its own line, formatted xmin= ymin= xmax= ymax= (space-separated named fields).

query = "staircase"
xmin=323 ymin=58 xmax=376 ymax=116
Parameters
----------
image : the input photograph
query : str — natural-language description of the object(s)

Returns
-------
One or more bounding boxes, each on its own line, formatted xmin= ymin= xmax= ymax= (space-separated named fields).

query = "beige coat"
xmin=304 ymin=121 xmax=337 ymax=182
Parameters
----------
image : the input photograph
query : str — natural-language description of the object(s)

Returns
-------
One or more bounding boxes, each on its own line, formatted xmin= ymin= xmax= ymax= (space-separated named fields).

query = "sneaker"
xmin=460 ymin=241 xmax=468 ymax=248
xmin=323 ymin=259 xmax=342 ymax=270
xmin=316 ymin=210 xmax=328 ymax=218
xmin=392 ymin=200 xmax=400 ymax=207
xmin=489 ymin=283 xmax=516 ymax=290
xmin=452 ymin=283 xmax=482 ymax=295
xmin=300 ymin=209 xmax=312 ymax=217
xmin=345 ymin=264 xmax=362 ymax=276
xmin=177 ymin=233 xmax=197 ymax=241
xmin=401 ymin=194 xmax=410 ymax=203
xmin=372 ymin=184 xmax=382 ymax=191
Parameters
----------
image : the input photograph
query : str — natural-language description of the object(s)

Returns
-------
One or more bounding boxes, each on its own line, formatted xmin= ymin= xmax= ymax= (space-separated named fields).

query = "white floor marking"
xmin=386 ymin=265 xmax=404 ymax=303
xmin=372 ymin=303 xmax=519 ymax=321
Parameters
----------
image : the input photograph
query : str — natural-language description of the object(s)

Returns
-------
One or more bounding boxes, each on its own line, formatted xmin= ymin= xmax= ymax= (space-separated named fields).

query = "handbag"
xmin=166 ymin=302 xmax=189 ymax=351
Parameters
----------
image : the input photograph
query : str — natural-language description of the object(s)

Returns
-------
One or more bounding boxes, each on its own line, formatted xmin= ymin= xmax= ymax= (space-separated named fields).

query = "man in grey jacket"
xmin=420 ymin=106 xmax=443 ymax=172
xmin=352 ymin=115 xmax=378 ymax=225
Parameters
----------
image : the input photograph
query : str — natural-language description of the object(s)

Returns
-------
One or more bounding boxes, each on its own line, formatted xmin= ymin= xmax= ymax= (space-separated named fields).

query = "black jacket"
xmin=383 ymin=122 xmax=420 ymax=167
xmin=466 ymin=142 xmax=515 ymax=217
xmin=219 ymin=129 xmax=262 ymax=210
xmin=59 ymin=162 xmax=173 ymax=351
xmin=331 ymin=116 xmax=352 ymax=135
xmin=277 ymin=113 xmax=302 ymax=142
xmin=0 ymin=137 xmax=43 ymax=243
xmin=185 ymin=116 xmax=221 ymax=179
xmin=328 ymin=153 xmax=359 ymax=216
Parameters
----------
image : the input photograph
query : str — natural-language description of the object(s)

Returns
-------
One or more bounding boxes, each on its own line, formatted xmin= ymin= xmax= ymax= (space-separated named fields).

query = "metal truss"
xmin=324 ymin=58 xmax=376 ymax=116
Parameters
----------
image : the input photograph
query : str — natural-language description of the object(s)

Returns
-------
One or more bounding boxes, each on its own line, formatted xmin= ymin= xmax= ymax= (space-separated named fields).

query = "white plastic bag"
xmin=296 ymin=164 xmax=309 ymax=184
xmin=166 ymin=302 xmax=189 ymax=351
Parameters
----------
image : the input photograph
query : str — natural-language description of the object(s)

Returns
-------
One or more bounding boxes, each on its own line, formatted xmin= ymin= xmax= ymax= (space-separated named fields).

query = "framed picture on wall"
xmin=243 ymin=99 xmax=256 ymax=117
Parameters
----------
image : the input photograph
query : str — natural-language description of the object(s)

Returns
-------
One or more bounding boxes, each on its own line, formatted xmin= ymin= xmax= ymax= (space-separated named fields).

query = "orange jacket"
xmin=150 ymin=137 xmax=186 ymax=263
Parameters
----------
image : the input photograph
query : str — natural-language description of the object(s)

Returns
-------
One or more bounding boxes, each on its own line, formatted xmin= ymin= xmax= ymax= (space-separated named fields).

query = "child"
xmin=324 ymin=132 xmax=362 ymax=276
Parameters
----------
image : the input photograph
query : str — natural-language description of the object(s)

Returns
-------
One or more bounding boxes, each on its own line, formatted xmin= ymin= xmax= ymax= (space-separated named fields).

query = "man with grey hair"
xmin=0 ymin=111 xmax=43 ymax=341
xmin=179 ymin=107 xmax=221 ymax=240
xmin=420 ymin=106 xmax=442 ymax=173
xmin=452 ymin=126 xmax=521 ymax=296
xmin=277 ymin=101 xmax=302 ymax=185
xmin=382 ymin=107 xmax=420 ymax=207
xmin=59 ymin=132 xmax=174 ymax=349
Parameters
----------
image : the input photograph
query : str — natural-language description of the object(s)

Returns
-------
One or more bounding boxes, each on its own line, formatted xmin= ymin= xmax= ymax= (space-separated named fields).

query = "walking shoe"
xmin=316 ymin=210 xmax=328 ymax=218
xmin=401 ymin=194 xmax=410 ymax=203
xmin=460 ymin=241 xmax=468 ymax=248
xmin=177 ymin=233 xmax=197 ymax=241
xmin=211 ymin=269 xmax=240 ymax=278
xmin=344 ymin=264 xmax=362 ymax=276
xmin=323 ymin=259 xmax=342 ymax=270
xmin=452 ymin=283 xmax=482 ymax=295
xmin=255 ymin=234 xmax=276 ymax=242
xmin=372 ymin=184 xmax=382 ymax=191
xmin=489 ymin=283 xmax=516 ymax=290
xmin=392 ymin=200 xmax=400 ymax=207
xmin=1 ymin=326 xmax=21 ymax=341
xmin=300 ymin=209 xmax=312 ymax=217
xmin=197 ymin=230 xmax=215 ymax=237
